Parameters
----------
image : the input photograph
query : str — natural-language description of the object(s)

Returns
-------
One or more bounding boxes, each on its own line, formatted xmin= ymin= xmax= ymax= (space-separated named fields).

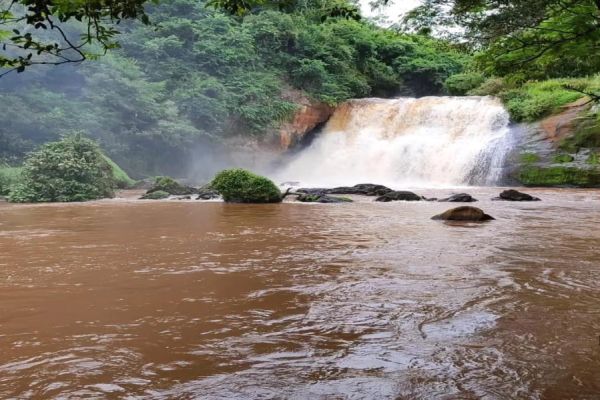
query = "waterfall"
xmin=274 ymin=96 xmax=515 ymax=187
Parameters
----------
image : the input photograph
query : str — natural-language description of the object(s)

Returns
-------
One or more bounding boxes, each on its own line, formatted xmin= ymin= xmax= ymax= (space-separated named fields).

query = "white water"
xmin=275 ymin=96 xmax=514 ymax=188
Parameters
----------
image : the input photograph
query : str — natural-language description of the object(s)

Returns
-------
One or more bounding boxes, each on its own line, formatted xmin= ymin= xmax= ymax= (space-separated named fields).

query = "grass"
xmin=471 ymin=75 xmax=600 ymax=122
xmin=102 ymin=154 xmax=136 ymax=189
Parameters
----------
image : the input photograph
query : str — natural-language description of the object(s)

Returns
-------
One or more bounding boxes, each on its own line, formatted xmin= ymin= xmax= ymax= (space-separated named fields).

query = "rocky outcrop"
xmin=493 ymin=189 xmax=540 ymax=201
xmin=375 ymin=191 xmax=422 ymax=202
xmin=539 ymin=97 xmax=590 ymax=144
xmin=432 ymin=206 xmax=494 ymax=222
xmin=296 ymin=193 xmax=352 ymax=203
xmin=439 ymin=193 xmax=477 ymax=202
xmin=278 ymin=90 xmax=333 ymax=150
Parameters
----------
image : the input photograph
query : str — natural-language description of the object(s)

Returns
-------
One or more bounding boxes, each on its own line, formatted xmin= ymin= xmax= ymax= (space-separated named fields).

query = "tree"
xmin=0 ymin=0 xmax=362 ymax=77
xmin=8 ymin=134 xmax=116 ymax=202
xmin=402 ymin=0 xmax=600 ymax=78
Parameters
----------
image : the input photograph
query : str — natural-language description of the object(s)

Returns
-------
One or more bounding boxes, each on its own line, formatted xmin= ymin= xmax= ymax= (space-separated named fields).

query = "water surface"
xmin=1 ymin=188 xmax=599 ymax=399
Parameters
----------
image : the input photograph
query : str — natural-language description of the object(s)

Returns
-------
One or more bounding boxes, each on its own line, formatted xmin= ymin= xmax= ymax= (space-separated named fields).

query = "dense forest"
xmin=0 ymin=0 xmax=467 ymax=178
xmin=3 ymin=0 xmax=600 ymax=189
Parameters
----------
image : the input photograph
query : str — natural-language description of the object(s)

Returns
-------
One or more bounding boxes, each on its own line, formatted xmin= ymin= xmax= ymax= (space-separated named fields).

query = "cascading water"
xmin=275 ymin=96 xmax=515 ymax=187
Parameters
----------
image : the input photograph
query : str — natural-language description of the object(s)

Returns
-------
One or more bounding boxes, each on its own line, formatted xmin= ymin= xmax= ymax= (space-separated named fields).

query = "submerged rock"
xmin=439 ymin=193 xmax=478 ymax=202
xmin=375 ymin=191 xmax=422 ymax=202
xmin=140 ymin=190 xmax=169 ymax=200
xmin=432 ymin=206 xmax=494 ymax=222
xmin=494 ymin=189 xmax=541 ymax=201
xmin=296 ymin=193 xmax=352 ymax=203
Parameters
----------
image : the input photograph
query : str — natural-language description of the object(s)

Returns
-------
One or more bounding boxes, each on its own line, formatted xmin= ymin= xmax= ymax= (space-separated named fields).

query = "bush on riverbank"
xmin=8 ymin=136 xmax=116 ymax=203
xmin=211 ymin=169 xmax=281 ymax=203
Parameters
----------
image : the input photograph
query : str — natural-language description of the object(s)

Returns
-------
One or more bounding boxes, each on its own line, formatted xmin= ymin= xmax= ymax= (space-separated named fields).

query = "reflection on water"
xmin=1 ymin=188 xmax=599 ymax=399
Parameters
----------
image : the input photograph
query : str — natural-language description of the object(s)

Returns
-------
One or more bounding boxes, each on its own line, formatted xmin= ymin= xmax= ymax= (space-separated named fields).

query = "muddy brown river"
xmin=1 ymin=188 xmax=600 ymax=399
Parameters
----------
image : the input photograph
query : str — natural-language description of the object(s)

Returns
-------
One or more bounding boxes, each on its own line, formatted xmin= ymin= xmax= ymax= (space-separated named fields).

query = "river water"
xmin=1 ymin=188 xmax=599 ymax=399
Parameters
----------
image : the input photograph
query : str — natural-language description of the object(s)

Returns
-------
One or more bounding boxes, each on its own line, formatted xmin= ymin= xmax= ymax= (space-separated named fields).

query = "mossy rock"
xmin=560 ymin=115 xmax=600 ymax=152
xmin=520 ymin=152 xmax=540 ymax=164
xmin=140 ymin=190 xmax=170 ymax=200
xmin=553 ymin=153 xmax=575 ymax=164
xmin=518 ymin=165 xmax=600 ymax=187
xmin=147 ymin=176 xmax=196 ymax=195
xmin=296 ymin=193 xmax=353 ymax=203
xmin=211 ymin=168 xmax=281 ymax=203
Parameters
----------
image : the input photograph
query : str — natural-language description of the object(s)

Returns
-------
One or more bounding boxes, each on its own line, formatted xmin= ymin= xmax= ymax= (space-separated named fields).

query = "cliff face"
xmin=509 ymin=98 xmax=600 ymax=187
xmin=277 ymin=89 xmax=333 ymax=150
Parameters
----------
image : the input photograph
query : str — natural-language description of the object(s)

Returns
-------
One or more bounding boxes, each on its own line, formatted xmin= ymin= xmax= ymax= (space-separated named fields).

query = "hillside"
xmin=0 ymin=0 xmax=468 ymax=179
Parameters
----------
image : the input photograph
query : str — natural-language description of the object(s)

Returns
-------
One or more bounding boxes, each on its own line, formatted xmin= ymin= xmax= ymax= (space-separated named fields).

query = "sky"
xmin=358 ymin=0 xmax=422 ymax=26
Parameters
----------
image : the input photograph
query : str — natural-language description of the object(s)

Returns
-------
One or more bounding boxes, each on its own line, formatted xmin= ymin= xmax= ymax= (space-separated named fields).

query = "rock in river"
xmin=297 ymin=184 xmax=392 ymax=197
xmin=296 ymin=193 xmax=352 ymax=203
xmin=375 ymin=191 xmax=422 ymax=202
xmin=494 ymin=189 xmax=540 ymax=202
xmin=439 ymin=193 xmax=478 ymax=202
xmin=432 ymin=206 xmax=494 ymax=222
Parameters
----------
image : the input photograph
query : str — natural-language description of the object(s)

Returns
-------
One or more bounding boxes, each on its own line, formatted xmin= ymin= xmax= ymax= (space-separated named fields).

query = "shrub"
xmin=444 ymin=73 xmax=485 ymax=95
xmin=8 ymin=136 xmax=116 ymax=203
xmin=211 ymin=168 xmax=281 ymax=203
xmin=0 ymin=166 xmax=22 ymax=196
xmin=468 ymin=77 xmax=509 ymax=96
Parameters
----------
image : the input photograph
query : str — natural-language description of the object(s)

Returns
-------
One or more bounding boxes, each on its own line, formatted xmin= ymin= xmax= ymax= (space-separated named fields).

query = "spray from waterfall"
xmin=273 ymin=96 xmax=514 ymax=187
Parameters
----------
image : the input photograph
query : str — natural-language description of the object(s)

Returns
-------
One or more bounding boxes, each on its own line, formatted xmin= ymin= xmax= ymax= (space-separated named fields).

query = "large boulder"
xmin=375 ymin=191 xmax=422 ymax=202
xmin=211 ymin=168 xmax=282 ymax=203
xmin=494 ymin=189 xmax=541 ymax=201
xmin=196 ymin=188 xmax=220 ymax=200
xmin=432 ymin=206 xmax=494 ymax=222
xmin=297 ymin=184 xmax=392 ymax=196
xmin=439 ymin=193 xmax=478 ymax=202
xmin=328 ymin=183 xmax=392 ymax=196
xmin=296 ymin=193 xmax=352 ymax=203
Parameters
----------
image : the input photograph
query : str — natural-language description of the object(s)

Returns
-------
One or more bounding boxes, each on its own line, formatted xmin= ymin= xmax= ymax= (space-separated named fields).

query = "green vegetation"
xmin=0 ymin=0 xmax=468 ymax=178
xmin=588 ymin=152 xmax=600 ymax=165
xmin=102 ymin=155 xmax=136 ymax=188
xmin=0 ymin=166 xmax=22 ymax=196
xmin=553 ymin=154 xmax=575 ymax=164
xmin=520 ymin=152 xmax=540 ymax=164
xmin=518 ymin=165 xmax=600 ymax=187
xmin=444 ymin=72 xmax=485 ymax=95
xmin=560 ymin=113 xmax=600 ymax=152
xmin=468 ymin=76 xmax=600 ymax=122
xmin=8 ymin=136 xmax=116 ymax=203
xmin=211 ymin=168 xmax=281 ymax=203
xmin=146 ymin=176 xmax=196 ymax=195
xmin=140 ymin=190 xmax=170 ymax=200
